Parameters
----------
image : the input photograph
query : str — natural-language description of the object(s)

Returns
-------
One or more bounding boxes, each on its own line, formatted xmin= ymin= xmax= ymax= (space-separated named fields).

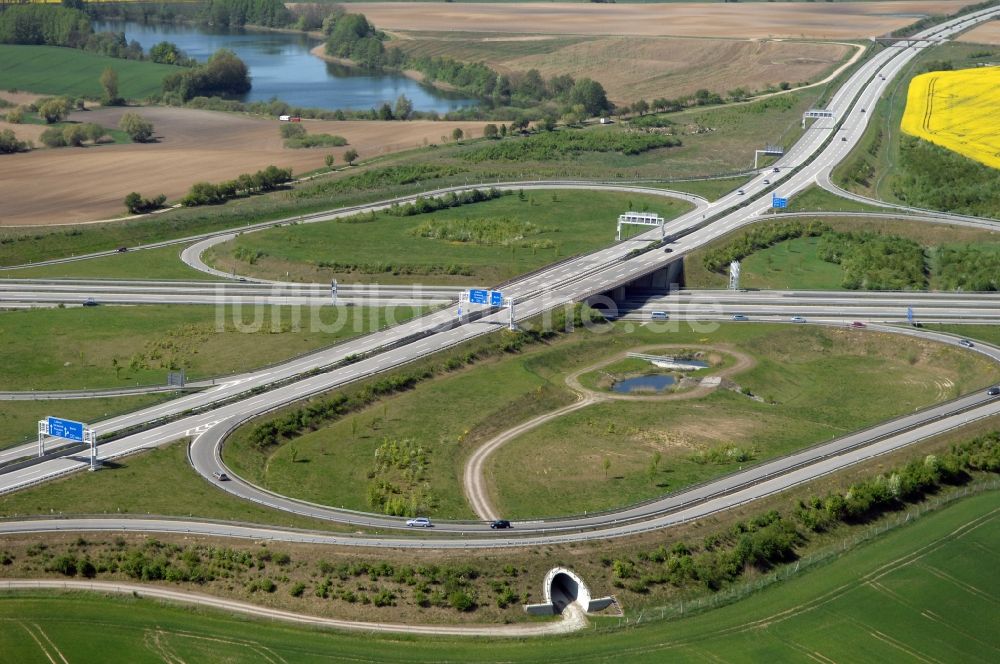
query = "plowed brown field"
xmin=346 ymin=2 xmax=967 ymax=39
xmin=0 ymin=106 xmax=486 ymax=226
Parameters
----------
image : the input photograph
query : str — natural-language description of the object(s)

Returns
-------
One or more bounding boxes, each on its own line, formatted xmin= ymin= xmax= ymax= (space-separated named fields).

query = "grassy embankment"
xmin=0 ymin=45 xmax=175 ymax=100
xmin=223 ymin=320 xmax=998 ymax=519
xmin=682 ymin=215 xmax=1000 ymax=290
xmin=0 ymin=489 xmax=996 ymax=661
xmin=0 ymin=304 xmax=425 ymax=391
xmin=203 ymin=190 xmax=692 ymax=285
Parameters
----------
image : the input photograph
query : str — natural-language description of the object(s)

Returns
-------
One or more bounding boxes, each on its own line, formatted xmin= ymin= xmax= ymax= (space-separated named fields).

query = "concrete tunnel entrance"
xmin=524 ymin=567 xmax=615 ymax=616
xmin=543 ymin=567 xmax=591 ymax=614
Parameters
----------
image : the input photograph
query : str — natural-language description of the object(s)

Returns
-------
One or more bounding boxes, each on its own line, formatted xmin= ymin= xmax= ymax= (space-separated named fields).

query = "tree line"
xmin=181 ymin=165 xmax=292 ymax=207
xmin=322 ymin=10 xmax=613 ymax=117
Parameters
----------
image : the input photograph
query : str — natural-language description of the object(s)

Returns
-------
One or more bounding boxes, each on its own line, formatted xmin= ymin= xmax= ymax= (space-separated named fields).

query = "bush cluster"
xmin=386 ymin=188 xmax=506 ymax=220
xmin=934 ymin=245 xmax=1000 ymax=291
xmin=613 ymin=432 xmax=999 ymax=596
xmin=702 ymin=221 xmax=830 ymax=273
xmin=892 ymin=136 xmax=1000 ymax=218
xmin=292 ymin=164 xmax=462 ymax=200
xmin=817 ymin=231 xmax=927 ymax=290
xmin=0 ymin=128 xmax=31 ymax=154
xmin=462 ymin=128 xmax=679 ymax=163
xmin=181 ymin=165 xmax=292 ymax=207
xmin=124 ymin=192 xmax=167 ymax=215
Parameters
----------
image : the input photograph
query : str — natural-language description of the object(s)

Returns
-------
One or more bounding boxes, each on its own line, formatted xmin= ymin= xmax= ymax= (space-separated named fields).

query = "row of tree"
xmin=180 ymin=165 xmax=292 ymax=207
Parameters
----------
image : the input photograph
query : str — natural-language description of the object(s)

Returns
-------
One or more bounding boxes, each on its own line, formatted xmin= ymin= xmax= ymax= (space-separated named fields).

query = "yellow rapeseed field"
xmin=901 ymin=67 xmax=1000 ymax=169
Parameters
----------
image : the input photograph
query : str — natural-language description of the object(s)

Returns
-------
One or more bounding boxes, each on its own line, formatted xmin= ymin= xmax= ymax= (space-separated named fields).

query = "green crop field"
xmin=224 ymin=320 xmax=998 ymax=519
xmin=0 ymin=490 xmax=995 ymax=662
xmin=0 ymin=45 xmax=177 ymax=100
xmin=204 ymin=190 xmax=693 ymax=285
xmin=0 ymin=304 xmax=424 ymax=391
xmin=0 ymin=244 xmax=218 ymax=281
xmin=0 ymin=394 xmax=171 ymax=451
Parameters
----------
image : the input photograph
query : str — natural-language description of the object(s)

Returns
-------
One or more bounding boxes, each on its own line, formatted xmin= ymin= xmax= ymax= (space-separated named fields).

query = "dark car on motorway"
xmin=987 ymin=386 xmax=999 ymax=396
xmin=851 ymin=321 xmax=866 ymax=328
xmin=83 ymin=298 xmax=98 ymax=306
xmin=490 ymin=520 xmax=512 ymax=529
xmin=116 ymin=246 xmax=128 ymax=253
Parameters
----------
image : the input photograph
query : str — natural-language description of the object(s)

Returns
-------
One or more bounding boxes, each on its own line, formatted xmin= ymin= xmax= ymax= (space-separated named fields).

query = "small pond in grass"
xmin=611 ymin=374 xmax=676 ymax=394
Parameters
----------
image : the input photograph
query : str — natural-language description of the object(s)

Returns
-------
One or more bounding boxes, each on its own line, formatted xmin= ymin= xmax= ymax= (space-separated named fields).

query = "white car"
xmin=406 ymin=517 xmax=432 ymax=527
xmin=790 ymin=316 xmax=806 ymax=323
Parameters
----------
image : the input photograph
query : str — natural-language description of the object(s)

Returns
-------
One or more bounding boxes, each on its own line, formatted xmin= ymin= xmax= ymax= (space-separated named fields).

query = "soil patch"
xmin=0 ymin=105 xmax=487 ymax=226
xmin=348 ymin=2 xmax=967 ymax=40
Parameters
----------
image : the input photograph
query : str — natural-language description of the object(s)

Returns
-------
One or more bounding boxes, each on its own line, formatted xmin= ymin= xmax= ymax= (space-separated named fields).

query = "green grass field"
xmin=488 ymin=324 xmax=996 ymax=518
xmin=0 ymin=244 xmax=218 ymax=281
xmin=683 ymin=215 xmax=1000 ymax=290
xmin=204 ymin=190 xmax=692 ymax=285
xmin=0 ymin=394 xmax=171 ymax=451
xmin=0 ymin=490 xmax=995 ymax=662
xmin=783 ymin=184 xmax=891 ymax=213
xmin=0 ymin=440 xmax=348 ymax=532
xmin=225 ymin=321 xmax=997 ymax=519
xmin=0 ymin=304 xmax=424 ymax=391
xmin=0 ymin=45 xmax=177 ymax=100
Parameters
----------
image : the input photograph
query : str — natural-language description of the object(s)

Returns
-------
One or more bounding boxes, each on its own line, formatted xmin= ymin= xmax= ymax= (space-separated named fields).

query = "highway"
xmin=0 ymin=278 xmax=459 ymax=307
xmin=1 ymin=6 xmax=999 ymax=549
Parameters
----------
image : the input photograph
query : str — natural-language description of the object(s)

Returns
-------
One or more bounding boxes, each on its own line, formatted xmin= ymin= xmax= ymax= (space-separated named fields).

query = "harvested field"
xmin=348 ymin=2 xmax=967 ymax=40
xmin=396 ymin=35 xmax=851 ymax=105
xmin=957 ymin=20 xmax=1000 ymax=45
xmin=0 ymin=106 xmax=487 ymax=226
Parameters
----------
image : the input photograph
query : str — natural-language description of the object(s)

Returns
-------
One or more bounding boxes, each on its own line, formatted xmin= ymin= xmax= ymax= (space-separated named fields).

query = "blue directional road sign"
xmin=468 ymin=289 xmax=489 ymax=305
xmin=907 ymin=306 xmax=914 ymax=324
xmin=772 ymin=195 xmax=788 ymax=209
xmin=490 ymin=290 xmax=504 ymax=307
xmin=47 ymin=416 xmax=85 ymax=443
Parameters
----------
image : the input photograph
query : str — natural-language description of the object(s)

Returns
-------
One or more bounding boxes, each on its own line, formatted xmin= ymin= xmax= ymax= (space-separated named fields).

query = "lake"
xmin=95 ymin=21 xmax=478 ymax=113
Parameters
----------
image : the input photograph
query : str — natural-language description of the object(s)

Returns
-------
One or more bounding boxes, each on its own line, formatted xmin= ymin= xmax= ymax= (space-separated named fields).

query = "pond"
xmin=611 ymin=374 xmax=676 ymax=394
xmin=95 ymin=21 xmax=478 ymax=113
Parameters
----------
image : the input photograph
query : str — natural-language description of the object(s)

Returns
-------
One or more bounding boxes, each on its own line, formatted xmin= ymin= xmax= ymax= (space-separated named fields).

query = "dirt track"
xmin=349 ymin=2 xmax=967 ymax=39
xmin=0 ymin=106 xmax=487 ymax=227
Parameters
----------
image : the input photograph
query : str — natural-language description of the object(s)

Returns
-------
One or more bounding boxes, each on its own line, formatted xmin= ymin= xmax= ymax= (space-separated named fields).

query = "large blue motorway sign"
xmin=772 ymin=195 xmax=788 ymax=209
xmin=468 ymin=289 xmax=504 ymax=306
xmin=47 ymin=416 xmax=85 ymax=443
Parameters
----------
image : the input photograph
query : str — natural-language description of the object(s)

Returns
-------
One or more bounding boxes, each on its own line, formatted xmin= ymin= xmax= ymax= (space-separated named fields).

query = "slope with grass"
xmin=0 ymin=45 xmax=176 ymax=100
xmin=0 ymin=489 xmax=995 ymax=661
xmin=204 ymin=190 xmax=692 ymax=285
xmin=0 ymin=304 xmax=423 ymax=391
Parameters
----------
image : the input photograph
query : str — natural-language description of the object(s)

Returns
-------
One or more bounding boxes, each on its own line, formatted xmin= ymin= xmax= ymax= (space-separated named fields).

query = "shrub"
xmin=0 ymin=128 xmax=30 ymax=153
xmin=119 ymin=112 xmax=154 ymax=143
xmin=40 ymin=126 xmax=67 ymax=148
